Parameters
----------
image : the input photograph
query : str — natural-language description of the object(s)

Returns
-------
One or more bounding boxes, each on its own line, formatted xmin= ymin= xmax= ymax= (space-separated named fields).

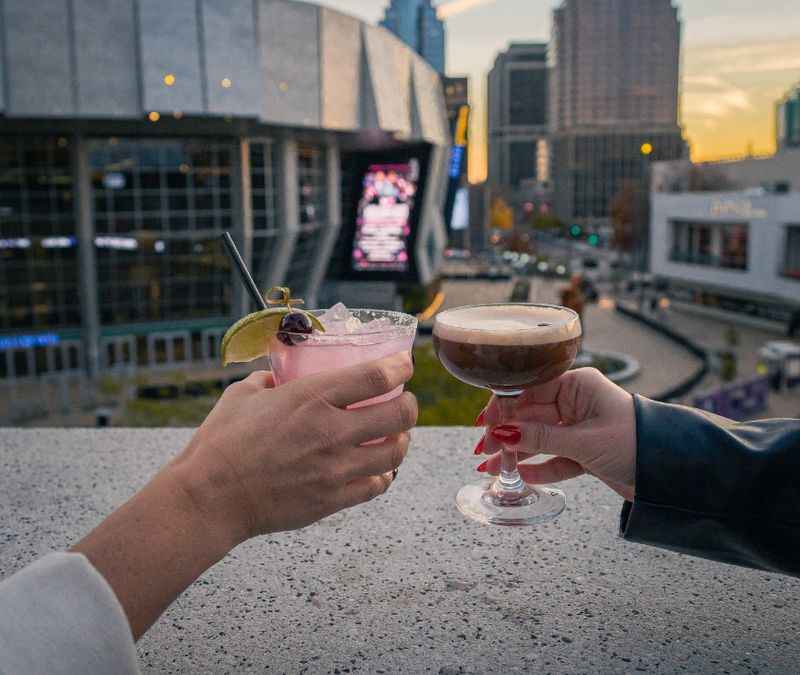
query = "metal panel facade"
xmin=412 ymin=57 xmax=449 ymax=145
xmin=258 ymin=0 xmax=320 ymax=127
xmin=362 ymin=24 xmax=411 ymax=137
xmin=319 ymin=7 xmax=360 ymax=130
xmin=4 ymin=0 xmax=74 ymax=115
xmin=201 ymin=0 xmax=262 ymax=116
xmin=73 ymin=0 xmax=140 ymax=116
xmin=138 ymin=0 xmax=204 ymax=114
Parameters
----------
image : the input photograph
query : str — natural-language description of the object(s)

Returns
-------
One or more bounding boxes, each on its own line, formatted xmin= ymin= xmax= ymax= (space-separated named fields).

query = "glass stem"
xmin=494 ymin=393 xmax=526 ymax=496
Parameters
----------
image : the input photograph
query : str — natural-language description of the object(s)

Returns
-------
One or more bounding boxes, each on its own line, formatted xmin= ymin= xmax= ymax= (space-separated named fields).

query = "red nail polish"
xmin=474 ymin=408 xmax=487 ymax=426
xmin=491 ymin=425 xmax=522 ymax=445
xmin=476 ymin=460 xmax=488 ymax=473
xmin=473 ymin=437 xmax=485 ymax=455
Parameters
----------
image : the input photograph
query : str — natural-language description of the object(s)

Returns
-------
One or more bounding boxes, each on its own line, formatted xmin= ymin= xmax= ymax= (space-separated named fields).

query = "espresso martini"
xmin=433 ymin=303 xmax=582 ymax=527
xmin=433 ymin=304 xmax=582 ymax=394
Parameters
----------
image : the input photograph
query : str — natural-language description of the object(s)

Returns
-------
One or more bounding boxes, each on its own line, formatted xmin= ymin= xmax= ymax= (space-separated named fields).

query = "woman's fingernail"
xmin=472 ymin=437 xmax=485 ymax=455
xmin=474 ymin=408 xmax=487 ymax=426
xmin=491 ymin=425 xmax=522 ymax=444
xmin=476 ymin=460 xmax=488 ymax=473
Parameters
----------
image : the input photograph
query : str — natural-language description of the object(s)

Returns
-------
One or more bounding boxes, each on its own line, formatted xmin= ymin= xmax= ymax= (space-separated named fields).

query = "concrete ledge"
xmin=1 ymin=428 xmax=799 ymax=673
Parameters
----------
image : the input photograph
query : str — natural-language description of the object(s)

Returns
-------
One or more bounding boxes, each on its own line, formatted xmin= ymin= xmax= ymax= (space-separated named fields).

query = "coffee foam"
xmin=433 ymin=304 xmax=582 ymax=346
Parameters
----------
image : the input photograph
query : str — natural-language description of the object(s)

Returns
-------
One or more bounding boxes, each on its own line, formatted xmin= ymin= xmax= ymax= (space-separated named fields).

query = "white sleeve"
xmin=0 ymin=552 xmax=139 ymax=675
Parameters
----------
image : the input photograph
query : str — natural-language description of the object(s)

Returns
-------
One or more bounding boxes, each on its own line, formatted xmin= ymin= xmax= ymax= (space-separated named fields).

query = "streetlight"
xmin=638 ymin=142 xmax=654 ymax=310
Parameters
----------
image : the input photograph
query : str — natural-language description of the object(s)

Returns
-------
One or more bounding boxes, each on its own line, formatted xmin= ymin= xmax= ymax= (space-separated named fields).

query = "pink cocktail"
xmin=269 ymin=307 xmax=417 ymax=408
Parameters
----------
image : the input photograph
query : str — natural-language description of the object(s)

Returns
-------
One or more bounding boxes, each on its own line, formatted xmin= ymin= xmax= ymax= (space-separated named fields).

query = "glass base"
xmin=456 ymin=479 xmax=566 ymax=526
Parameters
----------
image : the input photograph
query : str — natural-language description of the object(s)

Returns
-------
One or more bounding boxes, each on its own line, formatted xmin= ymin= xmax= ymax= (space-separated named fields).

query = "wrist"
xmin=167 ymin=451 xmax=251 ymax=558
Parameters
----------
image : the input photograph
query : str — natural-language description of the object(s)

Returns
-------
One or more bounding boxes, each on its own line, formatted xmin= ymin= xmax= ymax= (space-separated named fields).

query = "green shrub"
xmin=120 ymin=397 xmax=216 ymax=427
xmin=409 ymin=343 xmax=490 ymax=426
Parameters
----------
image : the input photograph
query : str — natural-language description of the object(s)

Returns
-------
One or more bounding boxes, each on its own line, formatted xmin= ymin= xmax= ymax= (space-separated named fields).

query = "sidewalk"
xmin=657 ymin=306 xmax=800 ymax=418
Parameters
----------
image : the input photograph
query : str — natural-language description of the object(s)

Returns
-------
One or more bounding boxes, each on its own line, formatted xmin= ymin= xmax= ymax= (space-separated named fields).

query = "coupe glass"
xmin=433 ymin=303 xmax=582 ymax=526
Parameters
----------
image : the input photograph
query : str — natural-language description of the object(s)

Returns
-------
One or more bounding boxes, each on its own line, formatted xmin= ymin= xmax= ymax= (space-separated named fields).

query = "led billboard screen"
xmin=340 ymin=143 xmax=431 ymax=282
xmin=351 ymin=160 xmax=420 ymax=273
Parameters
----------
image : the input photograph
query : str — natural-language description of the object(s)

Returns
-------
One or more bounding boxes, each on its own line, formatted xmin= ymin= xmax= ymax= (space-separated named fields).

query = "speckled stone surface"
xmin=1 ymin=428 xmax=799 ymax=674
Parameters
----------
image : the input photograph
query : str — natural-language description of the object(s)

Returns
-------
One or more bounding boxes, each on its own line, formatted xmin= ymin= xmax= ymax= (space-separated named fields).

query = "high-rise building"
xmin=380 ymin=0 xmax=446 ymax=74
xmin=550 ymin=0 xmax=686 ymax=231
xmin=487 ymin=43 xmax=550 ymax=194
xmin=777 ymin=83 xmax=800 ymax=151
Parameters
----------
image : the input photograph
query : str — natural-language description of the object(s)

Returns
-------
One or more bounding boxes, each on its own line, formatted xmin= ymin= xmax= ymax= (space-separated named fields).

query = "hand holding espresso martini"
xmin=433 ymin=303 xmax=582 ymax=526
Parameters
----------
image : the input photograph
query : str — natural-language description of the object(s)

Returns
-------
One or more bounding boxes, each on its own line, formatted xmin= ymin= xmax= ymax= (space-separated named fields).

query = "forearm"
xmin=71 ymin=458 xmax=241 ymax=640
xmin=621 ymin=395 xmax=800 ymax=576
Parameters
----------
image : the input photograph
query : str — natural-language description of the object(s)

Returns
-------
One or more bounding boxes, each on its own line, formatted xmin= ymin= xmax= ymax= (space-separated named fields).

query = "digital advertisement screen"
xmin=351 ymin=160 xmax=420 ymax=273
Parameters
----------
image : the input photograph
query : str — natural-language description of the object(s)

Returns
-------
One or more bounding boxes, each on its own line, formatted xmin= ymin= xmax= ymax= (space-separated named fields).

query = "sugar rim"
xmin=277 ymin=308 xmax=418 ymax=341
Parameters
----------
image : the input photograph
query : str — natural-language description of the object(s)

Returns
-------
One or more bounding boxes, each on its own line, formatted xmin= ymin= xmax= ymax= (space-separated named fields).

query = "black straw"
xmin=221 ymin=232 xmax=268 ymax=310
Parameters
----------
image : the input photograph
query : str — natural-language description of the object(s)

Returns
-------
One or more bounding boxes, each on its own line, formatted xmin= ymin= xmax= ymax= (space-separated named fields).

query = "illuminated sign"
xmin=41 ymin=236 xmax=76 ymax=249
xmin=444 ymin=105 xmax=470 ymax=231
xmin=351 ymin=161 xmax=419 ymax=273
xmin=103 ymin=172 xmax=126 ymax=190
xmin=95 ymin=236 xmax=138 ymax=250
xmin=448 ymin=146 xmax=465 ymax=178
xmin=710 ymin=199 xmax=767 ymax=219
xmin=0 ymin=333 xmax=60 ymax=351
xmin=0 ymin=238 xmax=31 ymax=249
xmin=450 ymin=188 xmax=469 ymax=231
xmin=454 ymin=105 xmax=469 ymax=147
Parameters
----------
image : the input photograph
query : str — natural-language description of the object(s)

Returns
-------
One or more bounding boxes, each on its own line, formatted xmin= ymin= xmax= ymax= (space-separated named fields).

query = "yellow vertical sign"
xmin=454 ymin=105 xmax=469 ymax=147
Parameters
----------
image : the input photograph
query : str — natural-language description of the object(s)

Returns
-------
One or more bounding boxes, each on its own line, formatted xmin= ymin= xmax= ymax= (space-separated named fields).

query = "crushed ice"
xmin=318 ymin=303 xmax=392 ymax=335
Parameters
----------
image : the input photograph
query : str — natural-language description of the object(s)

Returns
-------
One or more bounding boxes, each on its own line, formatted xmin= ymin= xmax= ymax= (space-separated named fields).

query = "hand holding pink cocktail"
xmin=269 ymin=304 xmax=417 ymax=409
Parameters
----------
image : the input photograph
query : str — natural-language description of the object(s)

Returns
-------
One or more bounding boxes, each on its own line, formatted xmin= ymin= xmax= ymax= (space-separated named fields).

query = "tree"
xmin=610 ymin=181 xmax=641 ymax=254
xmin=489 ymin=196 xmax=513 ymax=231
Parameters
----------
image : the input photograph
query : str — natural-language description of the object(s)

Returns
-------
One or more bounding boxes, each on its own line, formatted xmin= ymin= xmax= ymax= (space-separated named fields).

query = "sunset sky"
xmin=316 ymin=0 xmax=800 ymax=183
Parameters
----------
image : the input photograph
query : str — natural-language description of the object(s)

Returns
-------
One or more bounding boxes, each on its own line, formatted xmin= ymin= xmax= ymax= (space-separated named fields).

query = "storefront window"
xmin=671 ymin=220 xmax=746 ymax=269
xmin=784 ymin=225 xmax=800 ymax=280
xmin=720 ymin=224 xmax=748 ymax=270
xmin=671 ymin=220 xmax=712 ymax=265
xmin=250 ymin=140 xmax=280 ymax=289
xmin=89 ymin=138 xmax=234 ymax=325
xmin=285 ymin=144 xmax=327 ymax=295
xmin=0 ymin=136 xmax=80 ymax=331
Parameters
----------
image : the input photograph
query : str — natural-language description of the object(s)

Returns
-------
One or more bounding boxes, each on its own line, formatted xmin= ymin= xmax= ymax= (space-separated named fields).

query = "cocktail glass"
xmin=433 ymin=303 xmax=582 ymax=526
xmin=269 ymin=308 xmax=417 ymax=411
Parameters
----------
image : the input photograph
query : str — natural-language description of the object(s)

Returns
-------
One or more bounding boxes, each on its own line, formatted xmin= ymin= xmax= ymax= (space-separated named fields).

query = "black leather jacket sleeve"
xmin=620 ymin=395 xmax=800 ymax=577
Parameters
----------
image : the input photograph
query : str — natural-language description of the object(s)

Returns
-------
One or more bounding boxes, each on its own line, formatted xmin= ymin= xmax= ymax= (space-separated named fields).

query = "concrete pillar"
xmin=230 ymin=137 xmax=254 ymax=316
xmin=306 ymin=140 xmax=341 ymax=308
xmin=73 ymin=135 xmax=101 ymax=380
xmin=268 ymin=138 xmax=299 ymax=289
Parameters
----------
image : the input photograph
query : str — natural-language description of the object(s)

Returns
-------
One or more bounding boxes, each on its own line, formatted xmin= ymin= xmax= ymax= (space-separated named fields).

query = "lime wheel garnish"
xmin=220 ymin=287 xmax=324 ymax=365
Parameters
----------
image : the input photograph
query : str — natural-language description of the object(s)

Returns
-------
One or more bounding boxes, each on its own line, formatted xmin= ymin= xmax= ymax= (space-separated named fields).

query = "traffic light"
xmin=569 ymin=224 xmax=582 ymax=238
xmin=587 ymin=233 xmax=600 ymax=247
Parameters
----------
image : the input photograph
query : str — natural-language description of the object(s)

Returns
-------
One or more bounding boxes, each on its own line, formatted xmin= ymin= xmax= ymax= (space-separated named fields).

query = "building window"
xmin=784 ymin=225 xmax=800 ymax=280
xmin=508 ymin=68 xmax=547 ymax=127
xmin=285 ymin=144 xmax=327 ymax=296
xmin=720 ymin=224 xmax=748 ymax=270
xmin=509 ymin=141 xmax=538 ymax=188
xmin=670 ymin=220 xmax=748 ymax=270
xmin=0 ymin=136 xmax=80 ymax=332
xmin=89 ymin=138 xmax=234 ymax=325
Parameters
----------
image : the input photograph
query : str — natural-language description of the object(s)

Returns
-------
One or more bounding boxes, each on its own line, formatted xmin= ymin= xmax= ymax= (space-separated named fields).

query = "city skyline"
xmin=315 ymin=0 xmax=800 ymax=182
